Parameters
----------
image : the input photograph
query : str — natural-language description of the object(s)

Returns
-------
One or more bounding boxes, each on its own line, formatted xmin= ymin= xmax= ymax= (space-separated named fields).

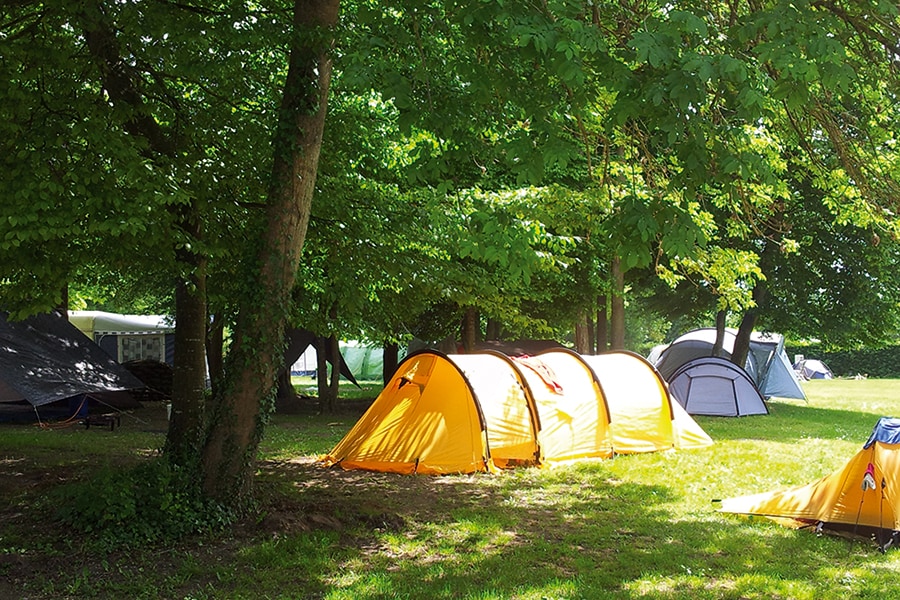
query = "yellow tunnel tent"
xmin=322 ymin=350 xmax=499 ymax=475
xmin=720 ymin=417 xmax=900 ymax=550
xmin=322 ymin=349 xmax=713 ymax=475
xmin=581 ymin=351 xmax=713 ymax=453
xmin=510 ymin=349 xmax=614 ymax=464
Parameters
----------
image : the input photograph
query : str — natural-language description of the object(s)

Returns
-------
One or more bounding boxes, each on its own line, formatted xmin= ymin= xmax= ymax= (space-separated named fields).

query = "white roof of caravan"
xmin=68 ymin=311 xmax=175 ymax=335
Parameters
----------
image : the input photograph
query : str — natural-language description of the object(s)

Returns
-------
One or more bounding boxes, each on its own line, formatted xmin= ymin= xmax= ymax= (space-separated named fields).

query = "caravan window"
xmin=119 ymin=335 xmax=165 ymax=363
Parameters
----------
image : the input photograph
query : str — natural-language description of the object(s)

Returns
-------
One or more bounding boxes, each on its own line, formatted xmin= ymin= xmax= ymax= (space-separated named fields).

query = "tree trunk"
xmin=327 ymin=333 xmax=340 ymax=412
xmin=610 ymin=257 xmax=625 ymax=350
xmin=574 ymin=311 xmax=590 ymax=354
xmin=733 ymin=284 xmax=766 ymax=369
xmin=712 ymin=310 xmax=727 ymax=357
xmin=461 ymin=306 xmax=478 ymax=352
xmin=82 ymin=6 xmax=212 ymax=468
xmin=165 ymin=248 xmax=208 ymax=465
xmin=382 ymin=341 xmax=399 ymax=385
xmin=485 ymin=318 xmax=501 ymax=341
xmin=199 ymin=0 xmax=339 ymax=505
xmin=586 ymin=311 xmax=595 ymax=354
xmin=596 ymin=294 xmax=608 ymax=353
xmin=205 ymin=312 xmax=225 ymax=397
xmin=315 ymin=336 xmax=331 ymax=411
xmin=276 ymin=368 xmax=297 ymax=402
xmin=57 ymin=283 xmax=69 ymax=318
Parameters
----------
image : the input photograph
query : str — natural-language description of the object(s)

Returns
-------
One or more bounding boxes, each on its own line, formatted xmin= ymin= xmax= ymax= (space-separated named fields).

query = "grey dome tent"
xmin=651 ymin=328 xmax=806 ymax=400
xmin=668 ymin=356 xmax=769 ymax=417
xmin=793 ymin=358 xmax=834 ymax=380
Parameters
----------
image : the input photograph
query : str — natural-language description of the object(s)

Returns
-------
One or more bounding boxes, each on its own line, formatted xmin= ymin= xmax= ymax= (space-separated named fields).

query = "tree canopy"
xmin=3 ymin=0 xmax=900 ymax=511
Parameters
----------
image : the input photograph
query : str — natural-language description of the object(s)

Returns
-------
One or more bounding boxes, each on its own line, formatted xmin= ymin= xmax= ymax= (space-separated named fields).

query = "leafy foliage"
xmin=53 ymin=459 xmax=235 ymax=550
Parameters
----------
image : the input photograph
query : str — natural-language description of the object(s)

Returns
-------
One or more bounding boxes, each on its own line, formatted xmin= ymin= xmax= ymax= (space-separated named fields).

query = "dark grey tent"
xmin=0 ymin=311 xmax=145 ymax=410
xmin=668 ymin=356 xmax=769 ymax=417
xmin=649 ymin=328 xmax=806 ymax=400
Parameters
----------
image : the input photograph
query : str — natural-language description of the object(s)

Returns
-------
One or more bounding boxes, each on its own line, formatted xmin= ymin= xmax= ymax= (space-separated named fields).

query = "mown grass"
xmin=3 ymin=378 xmax=900 ymax=599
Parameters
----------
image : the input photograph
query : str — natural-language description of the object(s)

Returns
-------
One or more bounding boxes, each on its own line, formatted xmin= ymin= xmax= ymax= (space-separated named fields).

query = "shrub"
xmin=53 ymin=459 xmax=236 ymax=549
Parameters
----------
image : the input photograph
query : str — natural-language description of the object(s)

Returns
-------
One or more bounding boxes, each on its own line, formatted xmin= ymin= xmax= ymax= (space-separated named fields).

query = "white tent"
xmin=651 ymin=328 xmax=806 ymax=400
xmin=668 ymin=356 xmax=768 ymax=417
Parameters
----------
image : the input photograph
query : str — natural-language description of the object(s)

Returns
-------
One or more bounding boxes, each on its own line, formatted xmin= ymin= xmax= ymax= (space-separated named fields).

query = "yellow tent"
xmin=511 ymin=349 xmax=614 ymax=464
xmin=449 ymin=352 xmax=540 ymax=469
xmin=322 ymin=349 xmax=712 ymax=476
xmin=720 ymin=417 xmax=900 ymax=550
xmin=322 ymin=351 xmax=499 ymax=474
xmin=582 ymin=351 xmax=713 ymax=453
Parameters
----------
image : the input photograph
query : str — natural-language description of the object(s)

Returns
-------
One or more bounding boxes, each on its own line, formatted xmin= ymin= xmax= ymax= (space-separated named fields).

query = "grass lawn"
xmin=3 ymin=378 xmax=900 ymax=599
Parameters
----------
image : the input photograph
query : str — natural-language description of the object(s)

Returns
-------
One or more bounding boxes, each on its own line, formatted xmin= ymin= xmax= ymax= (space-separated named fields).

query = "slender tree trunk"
xmin=485 ymin=318 xmax=501 ymax=341
xmin=205 ymin=313 xmax=225 ymax=397
xmin=610 ymin=257 xmax=625 ymax=350
xmin=462 ymin=306 xmax=478 ymax=352
xmin=199 ymin=0 xmax=339 ymax=505
xmin=712 ymin=310 xmax=727 ymax=357
xmin=596 ymin=294 xmax=608 ymax=353
xmin=82 ymin=8 xmax=212 ymax=467
xmin=315 ymin=337 xmax=331 ymax=411
xmin=733 ymin=284 xmax=766 ymax=369
xmin=57 ymin=284 xmax=69 ymax=318
xmin=574 ymin=312 xmax=590 ymax=354
xmin=382 ymin=341 xmax=399 ymax=385
xmin=586 ymin=312 xmax=595 ymax=354
xmin=327 ymin=333 xmax=340 ymax=411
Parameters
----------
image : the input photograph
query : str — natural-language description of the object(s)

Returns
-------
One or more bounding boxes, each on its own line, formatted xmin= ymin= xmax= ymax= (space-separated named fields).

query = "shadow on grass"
xmin=244 ymin=460 xmax=896 ymax=600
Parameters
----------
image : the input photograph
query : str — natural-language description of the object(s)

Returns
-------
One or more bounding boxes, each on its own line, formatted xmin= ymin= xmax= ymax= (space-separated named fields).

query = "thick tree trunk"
xmin=382 ymin=341 xmax=399 ymax=385
xmin=276 ymin=368 xmax=297 ymax=402
xmin=199 ymin=0 xmax=339 ymax=504
xmin=166 ymin=266 xmax=208 ymax=463
xmin=610 ymin=257 xmax=625 ymax=350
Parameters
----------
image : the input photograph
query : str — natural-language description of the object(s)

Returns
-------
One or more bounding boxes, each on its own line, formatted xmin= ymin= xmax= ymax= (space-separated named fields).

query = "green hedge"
xmin=785 ymin=344 xmax=900 ymax=379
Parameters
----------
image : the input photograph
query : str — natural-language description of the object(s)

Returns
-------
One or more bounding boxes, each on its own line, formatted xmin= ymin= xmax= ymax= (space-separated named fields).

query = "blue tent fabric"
xmin=864 ymin=417 xmax=900 ymax=448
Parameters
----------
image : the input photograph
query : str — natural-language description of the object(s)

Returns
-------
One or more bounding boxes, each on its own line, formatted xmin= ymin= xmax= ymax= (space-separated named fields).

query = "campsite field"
xmin=2 ymin=378 xmax=900 ymax=599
